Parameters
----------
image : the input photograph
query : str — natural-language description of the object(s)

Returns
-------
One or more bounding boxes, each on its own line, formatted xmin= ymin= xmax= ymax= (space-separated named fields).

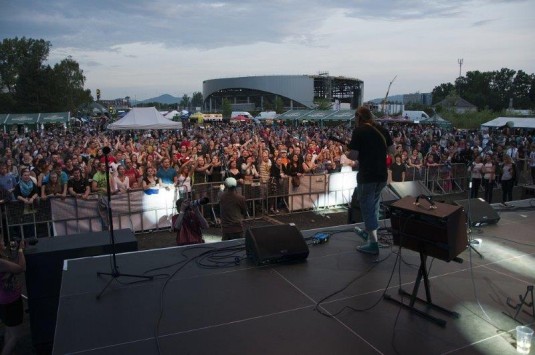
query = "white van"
xmin=402 ymin=110 xmax=430 ymax=121
xmin=231 ymin=111 xmax=253 ymax=119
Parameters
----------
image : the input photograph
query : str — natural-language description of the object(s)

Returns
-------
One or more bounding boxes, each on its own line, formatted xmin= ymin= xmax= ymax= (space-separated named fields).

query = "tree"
xmin=314 ymin=98 xmax=332 ymax=110
xmin=432 ymin=68 xmax=535 ymax=111
xmin=0 ymin=37 xmax=50 ymax=95
xmin=274 ymin=96 xmax=285 ymax=114
xmin=221 ymin=98 xmax=232 ymax=119
xmin=50 ymin=56 xmax=91 ymax=113
xmin=490 ymin=68 xmax=516 ymax=110
xmin=431 ymin=83 xmax=455 ymax=105
xmin=510 ymin=70 xmax=534 ymax=109
xmin=0 ymin=37 xmax=92 ymax=113
xmin=191 ymin=91 xmax=203 ymax=109
xmin=180 ymin=94 xmax=190 ymax=110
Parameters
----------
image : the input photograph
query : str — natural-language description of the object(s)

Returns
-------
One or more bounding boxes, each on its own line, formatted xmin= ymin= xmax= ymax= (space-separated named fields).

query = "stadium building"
xmin=203 ymin=74 xmax=363 ymax=112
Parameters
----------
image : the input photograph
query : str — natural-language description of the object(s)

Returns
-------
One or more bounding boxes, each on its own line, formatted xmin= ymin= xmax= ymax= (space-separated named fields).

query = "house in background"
xmin=434 ymin=97 xmax=477 ymax=114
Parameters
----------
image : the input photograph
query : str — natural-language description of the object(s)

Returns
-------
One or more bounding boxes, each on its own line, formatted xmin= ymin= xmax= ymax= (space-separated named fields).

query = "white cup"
xmin=516 ymin=326 xmax=533 ymax=354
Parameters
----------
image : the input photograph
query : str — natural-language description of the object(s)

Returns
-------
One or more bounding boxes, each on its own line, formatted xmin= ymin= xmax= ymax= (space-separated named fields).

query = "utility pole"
xmin=457 ymin=59 xmax=464 ymax=96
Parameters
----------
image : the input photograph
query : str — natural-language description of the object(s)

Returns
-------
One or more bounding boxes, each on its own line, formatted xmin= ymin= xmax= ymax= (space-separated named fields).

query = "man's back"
xmin=219 ymin=191 xmax=246 ymax=233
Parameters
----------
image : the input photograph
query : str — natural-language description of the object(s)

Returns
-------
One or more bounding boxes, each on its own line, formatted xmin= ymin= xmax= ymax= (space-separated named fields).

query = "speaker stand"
xmin=384 ymin=251 xmax=460 ymax=327
xmin=96 ymin=147 xmax=153 ymax=300
xmin=503 ymin=285 xmax=535 ymax=323
xmin=466 ymin=169 xmax=483 ymax=259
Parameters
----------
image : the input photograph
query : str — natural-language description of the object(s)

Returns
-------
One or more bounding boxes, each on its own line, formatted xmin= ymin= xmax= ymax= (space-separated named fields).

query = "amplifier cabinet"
xmin=390 ymin=196 xmax=467 ymax=261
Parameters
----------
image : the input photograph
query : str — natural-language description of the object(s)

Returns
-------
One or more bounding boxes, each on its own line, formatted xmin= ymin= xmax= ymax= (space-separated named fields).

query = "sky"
xmin=1 ymin=0 xmax=534 ymax=103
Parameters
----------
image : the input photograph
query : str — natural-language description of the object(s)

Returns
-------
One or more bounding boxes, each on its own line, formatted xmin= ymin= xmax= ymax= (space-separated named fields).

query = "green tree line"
xmin=0 ymin=37 xmax=93 ymax=114
xmin=432 ymin=68 xmax=535 ymax=111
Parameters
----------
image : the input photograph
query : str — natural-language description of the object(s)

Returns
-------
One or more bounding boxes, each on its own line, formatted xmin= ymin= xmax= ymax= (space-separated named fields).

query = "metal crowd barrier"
xmin=1 ymin=167 xmax=468 ymax=240
xmin=404 ymin=163 xmax=468 ymax=194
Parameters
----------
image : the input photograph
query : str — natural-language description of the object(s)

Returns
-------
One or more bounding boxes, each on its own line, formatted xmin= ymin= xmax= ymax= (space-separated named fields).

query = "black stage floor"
xmin=54 ymin=201 xmax=535 ymax=355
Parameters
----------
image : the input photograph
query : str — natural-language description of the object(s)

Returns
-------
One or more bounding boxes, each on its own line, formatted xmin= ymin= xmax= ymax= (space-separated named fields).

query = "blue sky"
xmin=1 ymin=0 xmax=534 ymax=102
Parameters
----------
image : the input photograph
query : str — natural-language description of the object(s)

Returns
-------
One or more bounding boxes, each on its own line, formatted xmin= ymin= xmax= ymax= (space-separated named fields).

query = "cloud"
xmin=0 ymin=0 xmax=492 ymax=51
xmin=1 ymin=0 xmax=534 ymax=101
xmin=472 ymin=18 xmax=497 ymax=27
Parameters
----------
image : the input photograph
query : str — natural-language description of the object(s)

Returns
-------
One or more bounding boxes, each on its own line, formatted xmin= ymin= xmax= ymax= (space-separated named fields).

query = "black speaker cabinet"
xmin=454 ymin=198 xmax=500 ymax=226
xmin=389 ymin=180 xmax=435 ymax=198
xmin=390 ymin=196 xmax=467 ymax=261
xmin=25 ymin=229 xmax=138 ymax=347
xmin=245 ymin=224 xmax=309 ymax=265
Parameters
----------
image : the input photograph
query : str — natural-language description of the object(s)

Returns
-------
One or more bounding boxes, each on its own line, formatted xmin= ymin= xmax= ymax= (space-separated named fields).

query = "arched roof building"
xmin=203 ymin=74 xmax=363 ymax=112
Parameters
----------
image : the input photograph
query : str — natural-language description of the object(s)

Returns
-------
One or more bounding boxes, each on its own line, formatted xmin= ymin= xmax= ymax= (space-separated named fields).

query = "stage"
xmin=53 ymin=200 xmax=535 ymax=354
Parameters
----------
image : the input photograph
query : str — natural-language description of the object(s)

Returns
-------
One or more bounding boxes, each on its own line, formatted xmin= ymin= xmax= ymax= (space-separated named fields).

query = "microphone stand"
xmin=96 ymin=147 xmax=153 ymax=300
xmin=466 ymin=160 xmax=483 ymax=259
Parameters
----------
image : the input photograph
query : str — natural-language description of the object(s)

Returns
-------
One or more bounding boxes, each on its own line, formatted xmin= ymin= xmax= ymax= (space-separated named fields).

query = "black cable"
xmin=196 ymin=244 xmax=248 ymax=268
xmin=314 ymin=261 xmax=382 ymax=317
xmin=154 ymin=245 xmax=227 ymax=354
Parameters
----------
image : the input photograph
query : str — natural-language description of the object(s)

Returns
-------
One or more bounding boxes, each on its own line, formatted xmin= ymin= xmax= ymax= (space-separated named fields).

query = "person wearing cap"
xmin=347 ymin=106 xmax=395 ymax=255
xmin=219 ymin=177 xmax=247 ymax=240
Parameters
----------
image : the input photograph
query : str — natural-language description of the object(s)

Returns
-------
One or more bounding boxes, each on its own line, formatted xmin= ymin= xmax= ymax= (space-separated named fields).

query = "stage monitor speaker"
xmin=25 ymin=229 xmax=138 ymax=347
xmin=390 ymin=196 xmax=467 ymax=262
xmin=381 ymin=186 xmax=400 ymax=203
xmin=389 ymin=181 xmax=435 ymax=199
xmin=245 ymin=224 xmax=309 ymax=265
xmin=454 ymin=198 xmax=500 ymax=226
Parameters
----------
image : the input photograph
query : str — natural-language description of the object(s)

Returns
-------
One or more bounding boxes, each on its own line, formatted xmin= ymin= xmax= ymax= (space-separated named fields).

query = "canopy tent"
xmin=3 ymin=113 xmax=40 ymax=125
xmin=375 ymin=116 xmax=414 ymax=123
xmin=419 ymin=114 xmax=452 ymax=128
xmin=163 ymin=110 xmax=180 ymax=120
xmin=480 ymin=116 xmax=535 ymax=129
xmin=107 ymin=107 xmax=182 ymax=130
xmin=322 ymin=110 xmax=355 ymax=121
xmin=275 ymin=110 xmax=313 ymax=120
xmin=276 ymin=110 xmax=356 ymax=121
xmin=38 ymin=112 xmax=70 ymax=123
xmin=86 ymin=102 xmax=109 ymax=116
xmin=1 ymin=112 xmax=70 ymax=125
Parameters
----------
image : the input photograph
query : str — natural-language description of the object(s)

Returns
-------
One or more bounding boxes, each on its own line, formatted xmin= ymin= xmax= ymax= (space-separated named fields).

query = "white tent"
xmin=164 ymin=110 xmax=180 ymax=119
xmin=481 ymin=116 xmax=535 ymax=129
xmin=108 ymin=107 xmax=182 ymax=130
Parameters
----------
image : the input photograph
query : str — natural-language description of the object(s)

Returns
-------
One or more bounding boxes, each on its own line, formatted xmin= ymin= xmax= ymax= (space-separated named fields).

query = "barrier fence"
xmin=1 ymin=164 xmax=469 ymax=241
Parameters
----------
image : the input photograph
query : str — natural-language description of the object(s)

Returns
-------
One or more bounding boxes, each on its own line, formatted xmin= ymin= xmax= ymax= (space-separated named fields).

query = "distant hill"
xmin=139 ymin=94 xmax=180 ymax=105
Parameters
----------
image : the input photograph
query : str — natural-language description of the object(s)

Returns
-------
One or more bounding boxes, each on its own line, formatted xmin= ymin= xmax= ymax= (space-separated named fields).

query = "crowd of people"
xmin=0 ymin=114 xmax=534 ymax=208
xmin=1 ymin=109 xmax=535 ymax=353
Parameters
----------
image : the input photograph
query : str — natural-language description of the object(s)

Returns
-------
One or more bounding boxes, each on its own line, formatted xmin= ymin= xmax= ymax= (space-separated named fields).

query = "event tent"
xmin=1 ymin=112 xmax=70 ymax=126
xmin=480 ymin=116 xmax=535 ymax=130
xmin=107 ymin=107 xmax=182 ymax=130
xmin=419 ymin=114 xmax=452 ymax=128
xmin=276 ymin=110 xmax=356 ymax=121
xmin=163 ymin=110 xmax=180 ymax=120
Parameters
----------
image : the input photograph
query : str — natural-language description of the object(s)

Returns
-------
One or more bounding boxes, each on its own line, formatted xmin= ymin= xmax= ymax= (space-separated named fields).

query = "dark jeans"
xmin=482 ymin=178 xmax=494 ymax=203
xmin=470 ymin=178 xmax=481 ymax=198
xmin=501 ymin=179 xmax=514 ymax=202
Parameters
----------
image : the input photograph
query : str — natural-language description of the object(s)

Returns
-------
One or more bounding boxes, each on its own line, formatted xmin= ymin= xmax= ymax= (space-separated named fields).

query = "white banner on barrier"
xmin=51 ymin=189 xmax=178 ymax=235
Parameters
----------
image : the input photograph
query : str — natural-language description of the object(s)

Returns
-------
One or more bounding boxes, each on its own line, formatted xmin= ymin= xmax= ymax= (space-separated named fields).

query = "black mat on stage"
xmin=53 ymin=211 xmax=535 ymax=355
